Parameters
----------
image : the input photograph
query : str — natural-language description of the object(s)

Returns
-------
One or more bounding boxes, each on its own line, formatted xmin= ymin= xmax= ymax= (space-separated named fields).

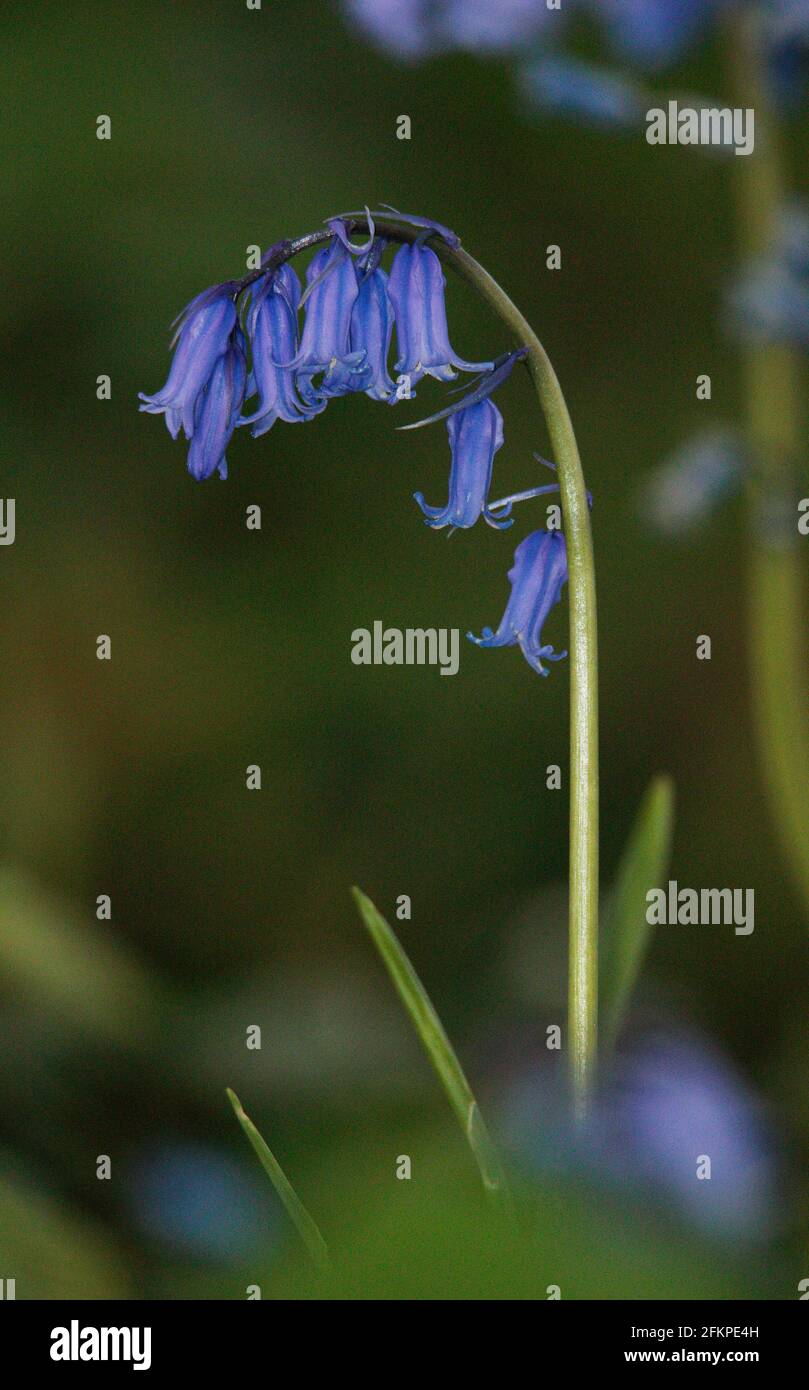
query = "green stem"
xmin=262 ymin=216 xmax=599 ymax=1116
xmin=443 ymin=247 xmax=599 ymax=1120
xmin=730 ymin=16 xmax=809 ymax=915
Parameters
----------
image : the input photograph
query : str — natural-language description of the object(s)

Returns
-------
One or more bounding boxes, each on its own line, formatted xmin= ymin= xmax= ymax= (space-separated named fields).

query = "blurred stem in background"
xmin=730 ymin=13 xmax=809 ymax=917
xmin=442 ymin=245 xmax=600 ymax=1120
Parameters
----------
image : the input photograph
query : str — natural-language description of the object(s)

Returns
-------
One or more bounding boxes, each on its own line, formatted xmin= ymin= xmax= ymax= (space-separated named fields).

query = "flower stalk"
xmin=145 ymin=210 xmax=599 ymax=1119
xmin=440 ymin=238 xmax=599 ymax=1120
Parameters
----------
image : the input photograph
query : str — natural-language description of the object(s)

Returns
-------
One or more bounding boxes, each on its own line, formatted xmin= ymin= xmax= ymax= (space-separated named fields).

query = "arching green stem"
xmin=261 ymin=216 xmax=600 ymax=1117
xmin=443 ymin=246 xmax=599 ymax=1119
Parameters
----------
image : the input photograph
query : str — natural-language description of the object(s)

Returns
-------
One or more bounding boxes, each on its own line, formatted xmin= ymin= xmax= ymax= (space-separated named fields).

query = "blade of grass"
xmin=352 ymin=886 xmax=511 ymax=1205
xmin=600 ymin=775 xmax=675 ymax=1053
xmin=226 ymin=1088 xmax=330 ymax=1273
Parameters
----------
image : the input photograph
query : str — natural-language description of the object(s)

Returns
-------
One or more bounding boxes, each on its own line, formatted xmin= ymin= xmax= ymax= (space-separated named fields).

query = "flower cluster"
xmin=140 ymin=213 xmax=573 ymax=676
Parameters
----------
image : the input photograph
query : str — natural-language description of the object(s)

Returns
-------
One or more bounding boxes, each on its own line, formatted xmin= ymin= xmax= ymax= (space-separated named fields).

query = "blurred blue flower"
xmin=341 ymin=0 xmax=560 ymax=61
xmin=139 ymin=283 xmax=239 ymax=441
xmin=592 ymin=0 xmax=729 ymax=71
xmin=601 ymin=1033 xmax=779 ymax=1240
xmin=343 ymin=0 xmax=809 ymax=134
xmin=504 ymin=1029 xmax=782 ymax=1243
xmin=726 ymin=203 xmax=809 ymax=348
xmin=293 ymin=238 xmax=368 ymax=404
xmin=414 ymin=399 xmax=510 ymax=530
xmin=469 ymin=528 xmax=568 ymax=676
xmin=187 ymin=330 xmax=247 ymax=481
xmin=640 ymin=428 xmax=746 ymax=536
xmin=519 ymin=54 xmax=645 ymax=129
xmin=127 ymin=1141 xmax=282 ymax=1261
xmin=240 ymin=265 xmax=323 ymax=436
xmin=388 ymin=242 xmax=492 ymax=386
xmin=765 ymin=0 xmax=809 ymax=108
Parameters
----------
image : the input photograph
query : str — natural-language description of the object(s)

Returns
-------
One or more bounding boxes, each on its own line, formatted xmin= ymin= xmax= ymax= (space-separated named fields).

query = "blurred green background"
xmin=1 ymin=0 xmax=807 ymax=1299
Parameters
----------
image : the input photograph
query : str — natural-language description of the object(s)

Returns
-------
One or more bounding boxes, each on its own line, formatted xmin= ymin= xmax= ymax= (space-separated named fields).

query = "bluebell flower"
xmin=469 ymin=528 xmax=568 ymax=676
xmin=388 ymin=242 xmax=492 ymax=387
xmin=414 ymin=399 xmax=510 ymax=530
xmin=293 ymin=238 xmax=367 ymax=404
xmin=240 ymin=265 xmax=323 ymax=436
xmin=186 ymin=329 xmax=247 ymax=481
xmin=348 ymin=255 xmax=397 ymax=401
xmin=139 ymin=283 xmax=238 ymax=440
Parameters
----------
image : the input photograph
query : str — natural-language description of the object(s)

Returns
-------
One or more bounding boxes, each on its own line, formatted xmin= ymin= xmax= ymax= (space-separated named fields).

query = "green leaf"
xmin=600 ymin=775 xmax=675 ymax=1052
xmin=226 ymin=1088 xmax=330 ymax=1273
xmin=352 ymin=886 xmax=511 ymax=1206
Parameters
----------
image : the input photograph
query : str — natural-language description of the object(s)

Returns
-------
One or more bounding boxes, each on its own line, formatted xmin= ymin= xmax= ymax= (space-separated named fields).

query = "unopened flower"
xmin=187 ymin=330 xmax=248 ymax=481
xmin=469 ymin=528 xmax=568 ymax=676
xmin=414 ymin=399 xmax=510 ymax=530
xmin=139 ymin=283 xmax=239 ymax=440
xmin=388 ymin=242 xmax=491 ymax=386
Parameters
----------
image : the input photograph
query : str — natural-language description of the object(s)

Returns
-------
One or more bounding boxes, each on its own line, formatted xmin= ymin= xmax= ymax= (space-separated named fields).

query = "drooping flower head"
xmin=414 ymin=398 xmax=510 ymax=529
xmin=469 ymin=528 xmax=568 ymax=676
xmin=240 ymin=264 xmax=324 ymax=436
xmin=388 ymin=242 xmax=492 ymax=387
xmin=139 ymin=282 xmax=239 ymax=440
xmin=187 ymin=328 xmax=247 ymax=481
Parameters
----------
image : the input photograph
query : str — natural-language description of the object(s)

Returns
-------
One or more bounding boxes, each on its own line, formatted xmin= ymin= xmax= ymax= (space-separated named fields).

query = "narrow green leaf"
xmin=352 ymin=886 xmax=511 ymax=1205
xmin=226 ymin=1088 xmax=330 ymax=1273
xmin=600 ymin=775 xmax=675 ymax=1052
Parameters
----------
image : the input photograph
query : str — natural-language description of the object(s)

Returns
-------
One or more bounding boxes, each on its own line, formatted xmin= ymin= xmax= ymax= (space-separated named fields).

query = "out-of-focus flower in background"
xmin=518 ymin=54 xmax=645 ymax=128
xmin=126 ymin=1141 xmax=282 ymax=1263
xmin=342 ymin=0 xmax=809 ymax=126
xmin=504 ymin=1027 xmax=782 ymax=1244
xmin=726 ymin=202 xmax=809 ymax=349
xmin=639 ymin=428 xmax=747 ymax=536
